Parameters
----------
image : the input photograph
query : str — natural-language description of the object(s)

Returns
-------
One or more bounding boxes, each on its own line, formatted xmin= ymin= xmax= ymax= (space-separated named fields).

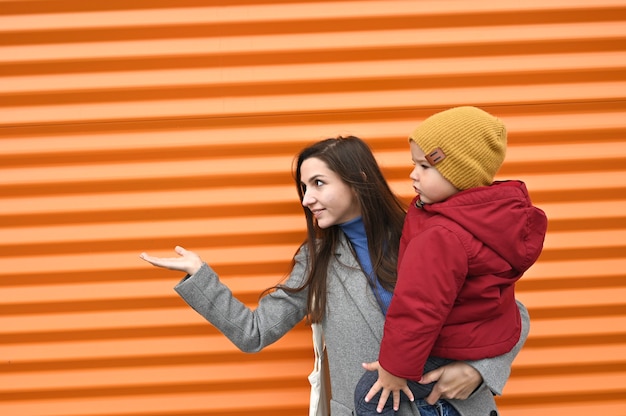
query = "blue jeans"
xmin=415 ymin=399 xmax=461 ymax=416
xmin=354 ymin=356 xmax=454 ymax=416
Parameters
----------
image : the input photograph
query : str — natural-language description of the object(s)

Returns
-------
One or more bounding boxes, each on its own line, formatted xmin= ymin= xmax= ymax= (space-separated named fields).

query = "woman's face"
xmin=300 ymin=157 xmax=361 ymax=228
xmin=409 ymin=141 xmax=458 ymax=205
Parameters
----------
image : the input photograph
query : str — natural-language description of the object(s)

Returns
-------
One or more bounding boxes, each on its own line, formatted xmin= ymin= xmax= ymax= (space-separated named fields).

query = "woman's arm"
xmin=464 ymin=300 xmax=530 ymax=395
xmin=141 ymin=246 xmax=309 ymax=353
xmin=419 ymin=300 xmax=530 ymax=404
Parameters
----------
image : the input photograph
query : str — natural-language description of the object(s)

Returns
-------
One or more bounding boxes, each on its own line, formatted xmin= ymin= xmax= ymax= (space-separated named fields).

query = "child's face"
xmin=409 ymin=141 xmax=459 ymax=205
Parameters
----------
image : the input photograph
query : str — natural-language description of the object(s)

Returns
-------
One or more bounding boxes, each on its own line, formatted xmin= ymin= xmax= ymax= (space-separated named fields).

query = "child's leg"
xmin=354 ymin=357 xmax=453 ymax=416
xmin=407 ymin=356 xmax=454 ymax=398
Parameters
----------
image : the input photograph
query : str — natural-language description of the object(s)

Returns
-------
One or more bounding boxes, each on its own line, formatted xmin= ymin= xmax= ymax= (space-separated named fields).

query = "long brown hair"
xmin=282 ymin=136 xmax=406 ymax=323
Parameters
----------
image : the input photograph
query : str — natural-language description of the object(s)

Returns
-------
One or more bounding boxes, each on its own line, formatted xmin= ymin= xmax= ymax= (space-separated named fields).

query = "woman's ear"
xmin=360 ymin=171 xmax=367 ymax=182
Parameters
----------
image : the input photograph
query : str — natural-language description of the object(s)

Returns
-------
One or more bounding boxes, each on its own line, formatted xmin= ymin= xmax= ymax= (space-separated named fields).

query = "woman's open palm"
xmin=140 ymin=246 xmax=203 ymax=276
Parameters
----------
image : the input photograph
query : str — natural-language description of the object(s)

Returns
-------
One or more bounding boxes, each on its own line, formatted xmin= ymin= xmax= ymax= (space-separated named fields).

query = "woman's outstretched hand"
xmin=140 ymin=246 xmax=203 ymax=276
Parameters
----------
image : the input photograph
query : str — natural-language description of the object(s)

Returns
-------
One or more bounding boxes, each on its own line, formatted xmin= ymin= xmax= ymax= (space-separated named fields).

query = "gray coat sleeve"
xmin=465 ymin=300 xmax=530 ymax=395
xmin=174 ymin=248 xmax=309 ymax=353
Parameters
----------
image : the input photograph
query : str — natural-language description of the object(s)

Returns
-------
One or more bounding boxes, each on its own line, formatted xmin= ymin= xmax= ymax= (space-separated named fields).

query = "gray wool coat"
xmin=175 ymin=234 xmax=529 ymax=416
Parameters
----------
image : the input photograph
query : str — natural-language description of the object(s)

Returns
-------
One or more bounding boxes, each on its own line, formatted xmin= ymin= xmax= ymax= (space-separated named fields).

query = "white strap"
xmin=309 ymin=322 xmax=329 ymax=416
xmin=311 ymin=322 xmax=325 ymax=358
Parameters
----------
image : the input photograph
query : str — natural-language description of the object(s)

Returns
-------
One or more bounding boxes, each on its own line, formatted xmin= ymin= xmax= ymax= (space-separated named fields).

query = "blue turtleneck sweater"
xmin=339 ymin=216 xmax=393 ymax=314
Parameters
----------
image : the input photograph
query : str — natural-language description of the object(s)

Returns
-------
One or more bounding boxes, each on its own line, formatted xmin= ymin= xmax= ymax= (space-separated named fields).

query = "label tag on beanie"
xmin=425 ymin=147 xmax=446 ymax=166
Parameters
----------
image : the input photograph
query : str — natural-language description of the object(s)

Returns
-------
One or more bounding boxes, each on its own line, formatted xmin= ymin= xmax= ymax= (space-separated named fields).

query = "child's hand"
xmin=362 ymin=361 xmax=414 ymax=412
xmin=140 ymin=246 xmax=203 ymax=276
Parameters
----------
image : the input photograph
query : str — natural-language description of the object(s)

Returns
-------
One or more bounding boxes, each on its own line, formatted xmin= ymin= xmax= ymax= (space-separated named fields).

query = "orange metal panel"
xmin=1 ymin=1 xmax=625 ymax=415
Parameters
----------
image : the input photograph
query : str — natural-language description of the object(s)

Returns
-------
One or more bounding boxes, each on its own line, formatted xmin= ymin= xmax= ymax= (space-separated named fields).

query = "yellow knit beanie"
xmin=409 ymin=106 xmax=507 ymax=190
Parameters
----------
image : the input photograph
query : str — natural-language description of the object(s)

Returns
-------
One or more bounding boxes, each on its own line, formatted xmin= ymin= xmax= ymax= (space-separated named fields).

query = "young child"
xmin=355 ymin=106 xmax=548 ymax=415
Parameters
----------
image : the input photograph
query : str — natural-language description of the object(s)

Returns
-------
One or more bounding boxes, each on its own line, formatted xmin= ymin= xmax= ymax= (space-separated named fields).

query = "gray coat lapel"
xmin=332 ymin=235 xmax=385 ymax=343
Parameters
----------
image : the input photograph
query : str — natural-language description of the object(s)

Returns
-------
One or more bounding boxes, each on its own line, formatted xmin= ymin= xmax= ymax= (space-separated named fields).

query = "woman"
xmin=140 ymin=136 xmax=529 ymax=416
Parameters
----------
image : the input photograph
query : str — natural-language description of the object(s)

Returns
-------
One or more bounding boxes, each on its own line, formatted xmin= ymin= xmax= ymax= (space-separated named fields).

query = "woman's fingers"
xmin=139 ymin=247 xmax=202 ymax=275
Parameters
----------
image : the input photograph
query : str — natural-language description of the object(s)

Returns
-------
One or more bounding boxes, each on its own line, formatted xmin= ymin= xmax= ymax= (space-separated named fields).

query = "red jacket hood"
xmin=422 ymin=180 xmax=547 ymax=274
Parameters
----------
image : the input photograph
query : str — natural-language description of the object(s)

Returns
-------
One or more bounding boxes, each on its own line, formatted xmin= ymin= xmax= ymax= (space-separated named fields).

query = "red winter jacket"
xmin=379 ymin=181 xmax=547 ymax=381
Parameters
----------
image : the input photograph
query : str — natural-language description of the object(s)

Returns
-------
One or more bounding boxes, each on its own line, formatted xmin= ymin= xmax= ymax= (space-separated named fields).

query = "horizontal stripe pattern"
xmin=1 ymin=1 xmax=625 ymax=415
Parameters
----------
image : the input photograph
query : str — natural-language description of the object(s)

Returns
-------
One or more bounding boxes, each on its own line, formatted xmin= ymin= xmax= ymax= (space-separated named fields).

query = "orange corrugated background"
xmin=1 ymin=1 xmax=625 ymax=415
